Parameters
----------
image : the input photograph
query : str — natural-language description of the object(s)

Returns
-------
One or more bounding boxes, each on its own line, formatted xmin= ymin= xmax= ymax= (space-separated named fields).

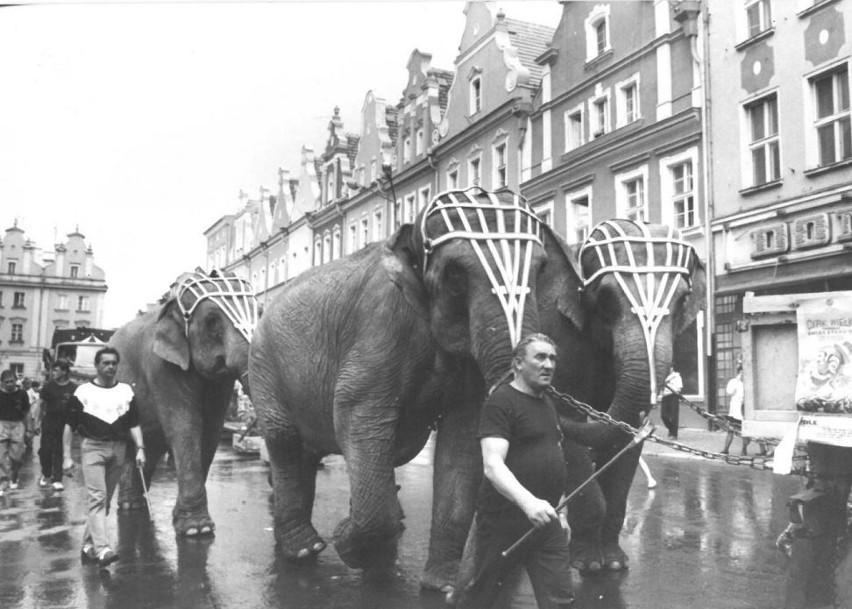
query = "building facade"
xmin=706 ymin=0 xmax=852 ymax=411
xmin=0 ymin=224 xmax=107 ymax=378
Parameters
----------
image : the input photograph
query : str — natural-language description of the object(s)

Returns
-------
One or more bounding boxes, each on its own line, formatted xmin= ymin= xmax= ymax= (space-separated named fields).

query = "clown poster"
xmin=795 ymin=296 xmax=852 ymax=414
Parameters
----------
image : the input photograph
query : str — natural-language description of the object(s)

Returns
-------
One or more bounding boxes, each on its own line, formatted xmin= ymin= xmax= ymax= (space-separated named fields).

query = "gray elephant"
xmin=538 ymin=218 xmax=706 ymax=573
xmin=249 ymin=188 xmax=546 ymax=584
xmin=114 ymin=269 xmax=257 ymax=536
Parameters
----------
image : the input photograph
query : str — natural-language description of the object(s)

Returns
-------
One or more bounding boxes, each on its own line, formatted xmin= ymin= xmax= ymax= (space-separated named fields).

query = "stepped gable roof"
xmin=432 ymin=69 xmax=454 ymax=114
xmin=386 ymin=108 xmax=399 ymax=148
xmin=289 ymin=178 xmax=299 ymax=202
xmin=346 ymin=134 xmax=360 ymax=167
xmin=504 ymin=18 xmax=555 ymax=89
xmin=314 ymin=158 xmax=324 ymax=179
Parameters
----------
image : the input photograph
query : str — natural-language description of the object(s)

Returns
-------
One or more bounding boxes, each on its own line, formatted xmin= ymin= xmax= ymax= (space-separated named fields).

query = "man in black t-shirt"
xmin=459 ymin=333 xmax=573 ymax=609
xmin=38 ymin=360 xmax=76 ymax=491
xmin=0 ymin=369 xmax=30 ymax=496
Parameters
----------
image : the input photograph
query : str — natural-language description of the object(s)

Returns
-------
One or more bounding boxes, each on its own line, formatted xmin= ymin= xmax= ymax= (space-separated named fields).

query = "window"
xmin=494 ymin=143 xmax=507 ymax=188
xmin=416 ymin=129 xmax=424 ymax=155
xmin=671 ymin=162 xmax=698 ymax=229
xmin=534 ymin=200 xmax=554 ymax=227
xmin=418 ymin=187 xmax=431 ymax=214
xmin=746 ymin=0 xmax=772 ymax=38
xmin=70 ymin=264 xmax=79 ymax=278
xmin=11 ymin=323 xmax=23 ymax=343
xmin=58 ymin=294 xmax=68 ymax=310
xmin=404 ymin=194 xmax=416 ymax=223
xmin=373 ymin=210 xmax=383 ymax=242
xmin=13 ymin=292 xmax=25 ymax=308
xmin=9 ymin=363 xmax=23 ymax=377
xmin=616 ymin=75 xmax=640 ymax=128
xmin=469 ymin=157 xmax=481 ymax=187
xmin=565 ymin=106 xmax=584 ymax=152
xmin=589 ymin=90 xmax=611 ymax=138
xmin=616 ymin=166 xmax=649 ymax=222
xmin=313 ymin=237 xmax=322 ymax=266
xmin=447 ymin=168 xmax=459 ymax=190
xmin=326 ymin=166 xmax=335 ymax=203
xmin=0 ymin=292 xmax=3 ymax=307
xmin=584 ymin=5 xmax=611 ymax=62
xmin=746 ymin=94 xmax=780 ymax=185
xmin=394 ymin=199 xmax=402 ymax=228
xmin=7 ymin=261 xmax=16 ymax=274
xmin=348 ymin=223 xmax=358 ymax=252
xmin=332 ymin=227 xmax=341 ymax=259
xmin=812 ymin=67 xmax=851 ymax=167
xmin=566 ymin=190 xmax=592 ymax=244
xmin=360 ymin=217 xmax=369 ymax=248
xmin=403 ymin=136 xmax=412 ymax=163
xmin=322 ymin=233 xmax=332 ymax=264
xmin=470 ymin=76 xmax=482 ymax=114
xmin=370 ymin=159 xmax=377 ymax=184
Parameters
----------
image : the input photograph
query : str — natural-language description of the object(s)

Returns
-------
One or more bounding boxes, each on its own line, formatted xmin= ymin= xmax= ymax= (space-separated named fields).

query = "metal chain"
xmin=546 ymin=386 xmax=811 ymax=475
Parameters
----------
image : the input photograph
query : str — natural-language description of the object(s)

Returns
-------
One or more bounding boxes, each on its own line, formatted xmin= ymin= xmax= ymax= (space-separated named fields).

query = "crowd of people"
xmin=0 ymin=349 xmax=145 ymax=569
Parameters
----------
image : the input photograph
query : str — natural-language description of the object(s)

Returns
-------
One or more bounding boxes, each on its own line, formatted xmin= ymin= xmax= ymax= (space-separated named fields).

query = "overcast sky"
xmin=0 ymin=1 xmax=561 ymax=328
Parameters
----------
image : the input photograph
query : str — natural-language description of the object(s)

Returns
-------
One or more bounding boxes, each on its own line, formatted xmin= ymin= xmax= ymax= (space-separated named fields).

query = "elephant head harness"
xmin=579 ymin=219 xmax=696 ymax=404
xmin=173 ymin=269 xmax=259 ymax=342
xmin=419 ymin=187 xmax=542 ymax=347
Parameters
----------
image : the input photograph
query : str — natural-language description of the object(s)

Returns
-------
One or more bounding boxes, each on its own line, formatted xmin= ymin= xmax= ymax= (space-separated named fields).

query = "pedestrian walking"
xmin=0 ymin=369 xmax=31 ymax=495
xmin=62 ymin=347 xmax=146 ymax=568
xmin=23 ymin=379 xmax=40 ymax=452
xmin=659 ymin=366 xmax=683 ymax=439
xmin=38 ymin=360 xmax=76 ymax=491
xmin=721 ymin=365 xmax=767 ymax=456
xmin=457 ymin=333 xmax=573 ymax=609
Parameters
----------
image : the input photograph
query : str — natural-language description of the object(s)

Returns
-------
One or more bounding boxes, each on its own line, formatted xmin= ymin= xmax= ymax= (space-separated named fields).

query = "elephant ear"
xmin=153 ymin=299 xmax=191 ymax=371
xmin=381 ymin=224 xmax=429 ymax=320
xmin=675 ymin=256 xmax=707 ymax=336
xmin=542 ymin=224 xmax=586 ymax=331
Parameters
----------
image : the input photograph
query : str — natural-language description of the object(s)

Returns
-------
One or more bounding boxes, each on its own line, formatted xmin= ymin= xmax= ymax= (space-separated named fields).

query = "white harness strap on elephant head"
xmin=419 ymin=187 xmax=542 ymax=347
xmin=174 ymin=270 xmax=259 ymax=342
xmin=579 ymin=219 xmax=695 ymax=403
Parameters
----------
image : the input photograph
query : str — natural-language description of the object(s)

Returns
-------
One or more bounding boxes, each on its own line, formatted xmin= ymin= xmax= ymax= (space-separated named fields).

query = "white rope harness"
xmin=579 ymin=220 xmax=695 ymax=404
xmin=419 ymin=187 xmax=542 ymax=348
xmin=173 ymin=270 xmax=259 ymax=343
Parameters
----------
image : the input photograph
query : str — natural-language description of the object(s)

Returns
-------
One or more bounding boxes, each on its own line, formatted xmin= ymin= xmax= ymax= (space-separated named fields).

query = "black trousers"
xmin=38 ymin=415 xmax=65 ymax=480
xmin=660 ymin=394 xmax=680 ymax=438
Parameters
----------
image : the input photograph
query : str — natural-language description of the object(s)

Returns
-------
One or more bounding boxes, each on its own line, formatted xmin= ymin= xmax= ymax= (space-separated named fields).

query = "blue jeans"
xmin=0 ymin=420 xmax=25 ymax=483
xmin=80 ymin=438 xmax=127 ymax=554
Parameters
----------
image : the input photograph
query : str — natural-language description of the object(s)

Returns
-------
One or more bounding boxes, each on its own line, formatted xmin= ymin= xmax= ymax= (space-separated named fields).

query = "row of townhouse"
xmin=203 ymin=0 xmax=852 ymax=414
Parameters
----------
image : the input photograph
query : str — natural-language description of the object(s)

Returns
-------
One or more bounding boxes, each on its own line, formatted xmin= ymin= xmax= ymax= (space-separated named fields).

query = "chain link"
xmin=546 ymin=386 xmax=811 ymax=476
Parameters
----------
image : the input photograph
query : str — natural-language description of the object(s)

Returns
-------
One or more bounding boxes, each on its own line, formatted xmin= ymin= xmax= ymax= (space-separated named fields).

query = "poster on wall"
xmin=795 ymin=296 xmax=852 ymax=414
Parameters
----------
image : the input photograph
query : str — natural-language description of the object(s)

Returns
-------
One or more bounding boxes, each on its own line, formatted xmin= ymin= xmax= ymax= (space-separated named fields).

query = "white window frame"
xmin=493 ymin=141 xmax=508 ymax=188
xmin=564 ymin=103 xmax=585 ymax=152
xmin=584 ymin=4 xmax=611 ymax=62
xmin=660 ymin=148 xmax=700 ymax=230
xmin=313 ymin=236 xmax=322 ymax=266
xmin=403 ymin=136 xmax=412 ymax=163
xmin=370 ymin=159 xmax=377 ymax=184
xmin=615 ymin=73 xmax=641 ymax=129
xmin=745 ymin=0 xmax=772 ymax=39
xmin=533 ymin=200 xmax=554 ymax=227
xmin=11 ymin=322 xmax=23 ymax=343
xmin=470 ymin=76 xmax=482 ymax=115
xmin=322 ymin=232 xmax=332 ymax=264
xmin=808 ymin=64 xmax=851 ymax=168
xmin=58 ymin=293 xmax=68 ymax=310
xmin=742 ymin=92 xmax=781 ymax=187
xmin=326 ymin=164 xmax=335 ymax=203
xmin=615 ymin=165 xmax=649 ymax=222
xmin=447 ymin=166 xmax=459 ymax=190
xmin=373 ymin=209 xmax=383 ymax=242
xmin=418 ymin=186 xmax=431 ymax=214
xmin=360 ymin=216 xmax=369 ymax=248
xmin=404 ymin=193 xmax=416 ymax=224
xmin=416 ymin=128 xmax=424 ymax=155
xmin=77 ymin=295 xmax=90 ymax=312
xmin=589 ymin=87 xmax=612 ymax=139
xmin=468 ymin=156 xmax=482 ymax=187
xmin=348 ymin=223 xmax=358 ymax=253
xmin=565 ymin=186 xmax=593 ymax=245
xmin=332 ymin=226 xmax=341 ymax=259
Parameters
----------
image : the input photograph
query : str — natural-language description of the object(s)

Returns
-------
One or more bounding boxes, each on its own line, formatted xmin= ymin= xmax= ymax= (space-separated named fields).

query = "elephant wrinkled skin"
xmin=249 ymin=188 xmax=545 ymax=587
xmin=114 ymin=272 xmax=253 ymax=537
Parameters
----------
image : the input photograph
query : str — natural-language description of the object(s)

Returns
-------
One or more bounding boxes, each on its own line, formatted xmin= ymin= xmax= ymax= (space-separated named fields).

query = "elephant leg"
xmin=267 ymin=428 xmax=325 ymax=561
xmin=333 ymin=401 xmax=402 ymax=572
xmin=564 ymin=439 xmax=605 ymax=574
xmin=597 ymin=440 xmax=642 ymax=571
xmin=422 ymin=401 xmax=482 ymax=592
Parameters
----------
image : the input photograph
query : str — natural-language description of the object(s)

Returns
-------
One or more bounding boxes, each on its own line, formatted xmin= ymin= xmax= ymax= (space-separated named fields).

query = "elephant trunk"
xmin=470 ymin=309 xmax=539 ymax=389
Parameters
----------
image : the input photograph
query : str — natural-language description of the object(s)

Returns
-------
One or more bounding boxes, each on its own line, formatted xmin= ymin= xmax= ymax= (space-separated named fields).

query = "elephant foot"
xmin=333 ymin=516 xmax=400 ymax=571
xmin=275 ymin=520 xmax=327 ymax=561
xmin=173 ymin=505 xmax=216 ymax=537
xmin=570 ymin=538 xmax=603 ymax=575
xmin=602 ymin=543 xmax=629 ymax=571
xmin=419 ymin=561 xmax=459 ymax=593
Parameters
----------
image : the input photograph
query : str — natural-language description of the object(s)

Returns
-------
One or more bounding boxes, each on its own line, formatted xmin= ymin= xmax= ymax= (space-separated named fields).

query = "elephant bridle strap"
xmin=174 ymin=270 xmax=259 ymax=342
xmin=420 ymin=187 xmax=542 ymax=347
xmin=579 ymin=219 xmax=695 ymax=403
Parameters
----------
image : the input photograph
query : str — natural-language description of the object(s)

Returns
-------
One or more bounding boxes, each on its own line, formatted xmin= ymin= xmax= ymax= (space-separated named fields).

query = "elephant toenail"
xmin=312 ymin=542 xmax=325 ymax=552
xmin=297 ymin=548 xmax=310 ymax=559
xmin=186 ymin=528 xmax=199 ymax=536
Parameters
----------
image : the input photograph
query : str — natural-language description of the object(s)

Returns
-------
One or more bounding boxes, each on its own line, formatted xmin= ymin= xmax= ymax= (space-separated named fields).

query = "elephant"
xmin=113 ymin=268 xmax=257 ymax=536
xmin=537 ymin=218 xmax=706 ymax=574
xmin=249 ymin=187 xmax=547 ymax=585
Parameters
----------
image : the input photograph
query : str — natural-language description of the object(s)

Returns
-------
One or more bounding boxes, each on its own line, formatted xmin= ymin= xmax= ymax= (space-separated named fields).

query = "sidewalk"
xmin=642 ymin=405 xmax=739 ymax=460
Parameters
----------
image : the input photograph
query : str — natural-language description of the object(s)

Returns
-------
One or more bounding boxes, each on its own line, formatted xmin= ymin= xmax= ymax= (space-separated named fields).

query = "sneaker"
xmin=39 ymin=476 xmax=51 ymax=488
xmin=8 ymin=481 xmax=19 ymax=491
xmin=0 ymin=483 xmax=6 ymax=497
xmin=52 ymin=481 xmax=64 ymax=491
xmin=98 ymin=548 xmax=119 ymax=567
xmin=81 ymin=546 xmax=97 ymax=564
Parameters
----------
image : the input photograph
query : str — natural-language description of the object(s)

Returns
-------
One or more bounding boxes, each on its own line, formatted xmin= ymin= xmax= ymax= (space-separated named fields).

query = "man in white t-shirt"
xmin=62 ymin=347 xmax=146 ymax=568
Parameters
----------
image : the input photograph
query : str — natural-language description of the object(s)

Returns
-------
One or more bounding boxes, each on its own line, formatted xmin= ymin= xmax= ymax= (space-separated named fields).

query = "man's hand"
xmin=135 ymin=447 xmax=146 ymax=467
xmin=521 ymin=496 xmax=559 ymax=528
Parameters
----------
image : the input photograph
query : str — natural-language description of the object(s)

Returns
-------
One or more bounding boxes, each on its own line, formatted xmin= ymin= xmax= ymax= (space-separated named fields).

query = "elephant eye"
xmin=205 ymin=313 xmax=225 ymax=341
xmin=444 ymin=264 xmax=467 ymax=297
